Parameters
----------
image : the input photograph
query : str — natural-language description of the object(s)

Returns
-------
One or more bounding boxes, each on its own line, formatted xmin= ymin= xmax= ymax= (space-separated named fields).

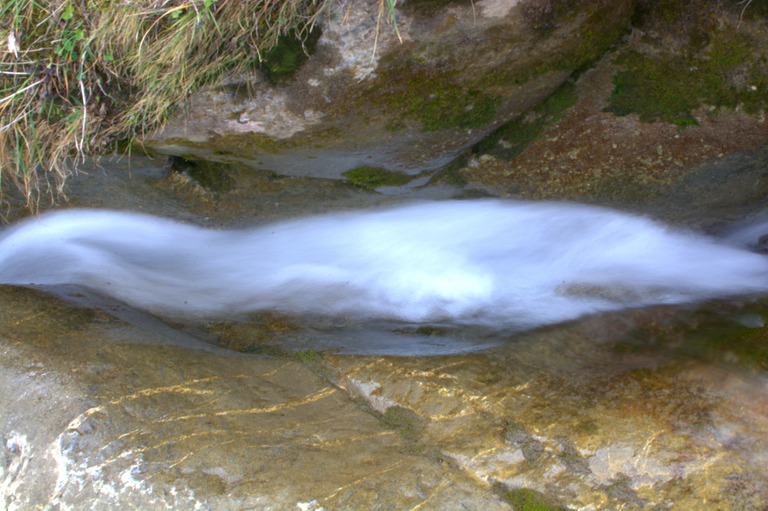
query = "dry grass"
xmin=0 ymin=0 xmax=398 ymax=214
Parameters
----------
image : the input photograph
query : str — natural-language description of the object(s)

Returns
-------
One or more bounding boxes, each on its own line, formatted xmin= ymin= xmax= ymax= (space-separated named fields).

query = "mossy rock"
xmin=475 ymin=81 xmax=578 ymax=160
xmin=381 ymin=405 xmax=424 ymax=444
xmin=147 ymin=0 xmax=634 ymax=181
xmin=503 ymin=488 xmax=566 ymax=511
xmin=168 ymin=155 xmax=233 ymax=192
xmin=342 ymin=166 xmax=415 ymax=190
xmin=261 ymin=26 xmax=322 ymax=84
xmin=612 ymin=299 xmax=768 ymax=370
xmin=606 ymin=9 xmax=768 ymax=126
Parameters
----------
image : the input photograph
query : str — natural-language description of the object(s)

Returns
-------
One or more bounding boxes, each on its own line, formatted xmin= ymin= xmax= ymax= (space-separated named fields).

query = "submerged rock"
xmin=2 ymin=148 xmax=767 ymax=509
xmin=0 ymin=286 xmax=511 ymax=510
xmin=318 ymin=302 xmax=768 ymax=510
xmin=143 ymin=0 xmax=633 ymax=180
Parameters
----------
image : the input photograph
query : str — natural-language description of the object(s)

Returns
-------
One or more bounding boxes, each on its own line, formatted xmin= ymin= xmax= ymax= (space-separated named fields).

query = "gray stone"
xmin=143 ymin=0 xmax=633 ymax=180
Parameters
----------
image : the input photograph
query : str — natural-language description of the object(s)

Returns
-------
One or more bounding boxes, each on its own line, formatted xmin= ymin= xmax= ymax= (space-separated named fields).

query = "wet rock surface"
xmin=0 ymin=285 xmax=508 ymax=510
xmin=319 ymin=302 xmax=768 ymax=510
xmin=2 ymin=276 xmax=767 ymax=509
xmin=2 ymin=2 xmax=768 ymax=508
xmin=143 ymin=0 xmax=633 ymax=179
xmin=2 ymin=148 xmax=767 ymax=508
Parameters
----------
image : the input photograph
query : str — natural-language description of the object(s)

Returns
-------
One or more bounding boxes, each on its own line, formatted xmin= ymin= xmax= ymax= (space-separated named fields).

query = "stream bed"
xmin=1 ymin=154 xmax=767 ymax=510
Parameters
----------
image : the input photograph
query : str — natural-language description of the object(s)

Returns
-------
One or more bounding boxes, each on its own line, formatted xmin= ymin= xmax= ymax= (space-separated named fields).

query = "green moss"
xmin=420 ymin=88 xmax=499 ymax=132
xmin=567 ymin=5 xmax=631 ymax=73
xmin=503 ymin=489 xmax=565 ymax=511
xmin=381 ymin=406 xmax=424 ymax=444
xmin=684 ymin=315 xmax=768 ymax=369
xmin=529 ymin=2 xmax=632 ymax=78
xmin=169 ymin=155 xmax=233 ymax=192
xmin=426 ymin=158 xmax=469 ymax=186
xmin=347 ymin=1 xmax=629 ymax=136
xmin=606 ymin=30 xmax=768 ymax=126
xmin=366 ymin=57 xmax=500 ymax=133
xmin=191 ymin=132 xmax=296 ymax=156
xmin=296 ymin=349 xmax=324 ymax=365
xmin=342 ymin=166 xmax=414 ymax=190
xmin=261 ymin=26 xmax=322 ymax=84
xmin=474 ymin=81 xmax=577 ymax=160
xmin=613 ymin=301 xmax=768 ymax=369
xmin=606 ymin=53 xmax=700 ymax=127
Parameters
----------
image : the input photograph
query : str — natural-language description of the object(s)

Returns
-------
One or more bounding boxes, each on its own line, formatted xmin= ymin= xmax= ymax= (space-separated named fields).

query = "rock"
xmin=0 ymin=285 xmax=508 ymax=510
xmin=318 ymin=302 xmax=768 ymax=510
xmin=143 ymin=0 xmax=633 ymax=180
xmin=461 ymin=0 xmax=768 ymax=209
xmin=4 ymin=4 xmax=768 ymax=503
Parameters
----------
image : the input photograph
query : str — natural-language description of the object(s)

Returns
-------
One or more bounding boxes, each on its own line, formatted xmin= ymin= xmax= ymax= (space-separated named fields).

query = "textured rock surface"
xmin=3 ymin=286 xmax=766 ymax=510
xmin=2 ymin=147 xmax=767 ymax=509
xmin=318 ymin=303 xmax=768 ymax=510
xmin=0 ymin=285 xmax=509 ymax=510
xmin=3 ymin=2 xmax=767 ymax=507
xmin=143 ymin=0 xmax=633 ymax=179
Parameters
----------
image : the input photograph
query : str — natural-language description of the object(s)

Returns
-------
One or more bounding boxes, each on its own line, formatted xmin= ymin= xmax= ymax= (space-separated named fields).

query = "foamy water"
xmin=0 ymin=200 xmax=765 ymax=331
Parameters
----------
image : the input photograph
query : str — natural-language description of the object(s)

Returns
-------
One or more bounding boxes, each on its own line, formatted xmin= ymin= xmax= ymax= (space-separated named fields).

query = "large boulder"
xmin=144 ymin=0 xmax=634 ymax=179
xmin=0 ymin=285 xmax=509 ymax=510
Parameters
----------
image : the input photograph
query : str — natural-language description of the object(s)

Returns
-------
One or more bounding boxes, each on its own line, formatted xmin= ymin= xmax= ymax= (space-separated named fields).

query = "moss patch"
xmin=261 ymin=26 xmax=322 ymax=84
xmin=342 ymin=166 xmax=415 ymax=190
xmin=502 ymin=488 xmax=565 ymax=511
xmin=613 ymin=300 xmax=768 ymax=370
xmin=489 ymin=0 xmax=633 ymax=86
xmin=606 ymin=30 xmax=768 ymax=127
xmin=209 ymin=132 xmax=298 ymax=155
xmin=419 ymin=88 xmax=499 ymax=132
xmin=474 ymin=81 xmax=578 ymax=160
xmin=168 ymin=155 xmax=233 ymax=193
xmin=381 ymin=405 xmax=424 ymax=444
xmin=296 ymin=349 xmax=325 ymax=366
xmin=365 ymin=56 xmax=500 ymax=133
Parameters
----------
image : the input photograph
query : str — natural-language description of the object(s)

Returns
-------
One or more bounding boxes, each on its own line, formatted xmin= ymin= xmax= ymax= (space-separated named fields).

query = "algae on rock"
xmin=144 ymin=0 xmax=635 ymax=181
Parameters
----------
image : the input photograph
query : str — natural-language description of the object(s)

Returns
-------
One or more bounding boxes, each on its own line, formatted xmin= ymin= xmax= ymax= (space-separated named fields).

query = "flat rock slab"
xmin=0 ymin=286 xmax=507 ymax=510
xmin=321 ymin=304 xmax=768 ymax=510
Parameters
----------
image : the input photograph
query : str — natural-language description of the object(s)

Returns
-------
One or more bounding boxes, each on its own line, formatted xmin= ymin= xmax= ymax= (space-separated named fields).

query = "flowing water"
xmin=1 ymin=199 xmax=765 ymax=352
xmin=2 ymin=191 xmax=768 ymax=509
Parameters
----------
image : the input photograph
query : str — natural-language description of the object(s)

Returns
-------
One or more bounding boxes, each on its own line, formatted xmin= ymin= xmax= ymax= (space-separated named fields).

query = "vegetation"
xmin=342 ymin=166 xmax=415 ymax=190
xmin=381 ymin=405 xmax=423 ymax=444
xmin=261 ymin=26 xmax=322 ymax=84
xmin=473 ymin=81 xmax=578 ymax=160
xmin=296 ymin=348 xmax=324 ymax=366
xmin=368 ymin=56 xmax=501 ymax=134
xmin=606 ymin=2 xmax=768 ymax=127
xmin=502 ymin=488 xmax=565 ymax=511
xmin=0 ymin=0 xmax=398 ymax=211
xmin=613 ymin=300 xmax=768 ymax=370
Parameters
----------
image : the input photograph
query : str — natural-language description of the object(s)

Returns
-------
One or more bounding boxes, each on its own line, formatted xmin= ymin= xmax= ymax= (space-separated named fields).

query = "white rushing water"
xmin=0 ymin=200 xmax=765 ymax=331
